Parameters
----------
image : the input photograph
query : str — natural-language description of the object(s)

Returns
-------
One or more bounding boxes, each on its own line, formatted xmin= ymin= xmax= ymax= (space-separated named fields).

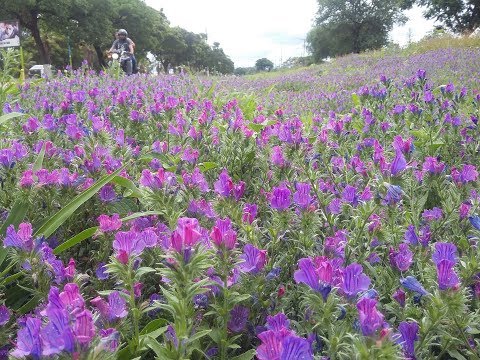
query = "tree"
xmin=405 ymin=0 xmax=480 ymax=32
xmin=255 ymin=58 xmax=274 ymax=72
xmin=0 ymin=0 xmax=75 ymax=63
xmin=307 ymin=0 xmax=407 ymax=60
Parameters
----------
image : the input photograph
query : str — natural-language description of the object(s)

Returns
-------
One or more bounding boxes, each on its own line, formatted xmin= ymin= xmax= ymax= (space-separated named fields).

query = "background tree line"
xmin=0 ymin=0 xmax=234 ymax=74
xmin=307 ymin=0 xmax=480 ymax=62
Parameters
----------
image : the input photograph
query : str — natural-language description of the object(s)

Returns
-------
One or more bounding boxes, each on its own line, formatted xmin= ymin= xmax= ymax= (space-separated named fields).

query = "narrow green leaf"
xmin=198 ymin=162 xmax=217 ymax=172
xmin=53 ymin=227 xmax=97 ymax=255
xmin=0 ymin=112 xmax=25 ymax=127
xmin=17 ymin=295 xmax=41 ymax=314
xmin=1 ymin=271 xmax=24 ymax=286
xmin=34 ymin=165 xmax=126 ymax=238
xmin=112 ymin=175 xmax=143 ymax=198
xmin=230 ymin=349 xmax=256 ymax=360
xmin=33 ymin=143 xmax=47 ymax=172
xmin=186 ymin=329 xmax=211 ymax=344
xmin=146 ymin=337 xmax=167 ymax=358
xmin=352 ymin=93 xmax=361 ymax=107
xmin=140 ymin=319 xmax=168 ymax=335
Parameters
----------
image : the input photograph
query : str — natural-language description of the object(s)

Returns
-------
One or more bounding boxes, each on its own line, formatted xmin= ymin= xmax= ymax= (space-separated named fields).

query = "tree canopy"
xmin=255 ymin=58 xmax=274 ymax=72
xmin=404 ymin=0 xmax=480 ymax=32
xmin=307 ymin=0 xmax=408 ymax=61
xmin=0 ymin=0 xmax=235 ymax=74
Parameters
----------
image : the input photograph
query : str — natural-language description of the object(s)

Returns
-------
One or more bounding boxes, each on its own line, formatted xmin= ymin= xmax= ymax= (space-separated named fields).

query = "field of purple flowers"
xmin=1 ymin=43 xmax=480 ymax=359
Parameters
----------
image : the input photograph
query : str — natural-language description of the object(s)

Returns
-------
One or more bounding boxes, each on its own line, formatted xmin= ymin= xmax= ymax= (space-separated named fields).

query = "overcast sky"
xmin=145 ymin=0 xmax=437 ymax=68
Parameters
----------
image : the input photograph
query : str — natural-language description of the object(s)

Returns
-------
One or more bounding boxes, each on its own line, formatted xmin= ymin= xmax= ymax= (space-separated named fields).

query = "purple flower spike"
xmin=266 ymin=313 xmax=290 ymax=331
xmin=356 ymin=297 xmax=384 ymax=336
xmin=239 ymin=244 xmax=267 ymax=274
xmin=0 ymin=305 xmax=10 ymax=326
xmin=436 ymin=259 xmax=460 ymax=290
xmin=397 ymin=321 xmax=419 ymax=358
xmin=11 ymin=317 xmax=42 ymax=359
xmin=73 ymin=310 xmax=95 ymax=345
xmin=432 ymin=242 xmax=457 ymax=265
xmin=281 ymin=335 xmax=313 ymax=360
xmin=270 ymin=184 xmax=291 ymax=211
xmin=390 ymin=150 xmax=407 ymax=176
xmin=400 ymin=276 xmax=429 ymax=296
xmin=227 ymin=306 xmax=249 ymax=333
xmin=293 ymin=182 xmax=312 ymax=209
xmin=341 ymin=263 xmax=371 ymax=299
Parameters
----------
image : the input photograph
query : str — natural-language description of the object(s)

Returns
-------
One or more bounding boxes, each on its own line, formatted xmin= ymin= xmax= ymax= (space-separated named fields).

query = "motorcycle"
xmin=108 ymin=50 xmax=133 ymax=75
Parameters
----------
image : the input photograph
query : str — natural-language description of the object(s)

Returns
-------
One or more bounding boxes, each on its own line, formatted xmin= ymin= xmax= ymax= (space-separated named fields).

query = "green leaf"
xmin=230 ymin=349 xmax=256 ymax=360
xmin=17 ymin=295 xmax=41 ymax=314
xmin=352 ymin=93 xmax=361 ymax=107
xmin=1 ymin=271 xmax=24 ymax=286
xmin=33 ymin=165 xmax=126 ymax=238
xmin=0 ymin=112 xmax=25 ymax=127
xmin=135 ymin=266 xmax=156 ymax=279
xmin=198 ymin=162 xmax=217 ymax=172
xmin=448 ymin=350 xmax=468 ymax=360
xmin=186 ymin=329 xmax=211 ymax=344
xmin=146 ymin=337 xmax=167 ymax=358
xmin=140 ymin=319 xmax=168 ymax=335
xmin=247 ymin=119 xmax=276 ymax=133
xmin=53 ymin=227 xmax=97 ymax=255
xmin=112 ymin=176 xmax=143 ymax=198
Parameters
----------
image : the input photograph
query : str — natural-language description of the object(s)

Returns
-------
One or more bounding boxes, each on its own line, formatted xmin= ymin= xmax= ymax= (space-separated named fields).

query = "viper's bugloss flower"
xmin=341 ymin=263 xmax=371 ymax=299
xmin=97 ymin=214 xmax=122 ymax=232
xmin=432 ymin=242 xmax=457 ymax=265
xmin=403 ymin=225 xmax=418 ymax=245
xmin=389 ymin=243 xmax=413 ymax=272
xmin=239 ymin=244 xmax=267 ymax=274
xmin=293 ymin=182 xmax=312 ymax=209
xmin=242 ymin=203 xmax=258 ymax=224
xmin=0 ymin=305 xmax=10 ymax=326
xmin=356 ymin=297 xmax=384 ymax=336
xmin=294 ymin=257 xmax=332 ymax=300
xmin=3 ymin=222 xmax=34 ymax=251
xmin=171 ymin=217 xmax=203 ymax=253
xmin=227 ymin=306 xmax=249 ymax=333
xmin=395 ymin=321 xmax=419 ymax=359
xmin=210 ymin=217 xmax=237 ymax=250
xmin=422 ymin=207 xmax=443 ymax=221
xmin=436 ymin=259 xmax=460 ymax=290
xmin=392 ymin=288 xmax=406 ymax=307
xmin=390 ymin=150 xmax=407 ymax=176
xmin=270 ymin=184 xmax=291 ymax=210
xmin=400 ymin=276 xmax=429 ymax=296
xmin=214 ymin=169 xmax=234 ymax=197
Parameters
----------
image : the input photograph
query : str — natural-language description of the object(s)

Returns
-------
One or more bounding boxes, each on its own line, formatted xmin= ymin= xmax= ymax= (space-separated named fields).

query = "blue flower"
xmin=469 ymin=215 xmax=480 ymax=230
xmin=400 ymin=276 xmax=429 ymax=296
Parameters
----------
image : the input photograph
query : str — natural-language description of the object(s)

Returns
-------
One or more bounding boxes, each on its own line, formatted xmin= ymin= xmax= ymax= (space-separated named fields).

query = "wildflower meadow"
xmin=1 ymin=41 xmax=480 ymax=359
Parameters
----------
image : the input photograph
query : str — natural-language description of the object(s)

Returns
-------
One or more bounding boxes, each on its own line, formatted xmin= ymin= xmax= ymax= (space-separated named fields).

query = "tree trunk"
xmin=94 ymin=44 xmax=107 ymax=68
xmin=29 ymin=17 xmax=51 ymax=64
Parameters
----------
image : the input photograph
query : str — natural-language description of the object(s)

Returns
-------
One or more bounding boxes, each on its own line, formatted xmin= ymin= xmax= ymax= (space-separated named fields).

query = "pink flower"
xmin=171 ymin=217 xmax=203 ymax=252
xmin=97 ymin=214 xmax=122 ymax=232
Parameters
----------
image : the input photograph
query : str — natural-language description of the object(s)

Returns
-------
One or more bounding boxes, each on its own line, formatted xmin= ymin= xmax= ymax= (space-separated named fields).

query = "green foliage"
xmin=255 ymin=58 xmax=274 ymax=72
xmin=408 ymin=0 xmax=480 ymax=33
xmin=308 ymin=0 xmax=407 ymax=60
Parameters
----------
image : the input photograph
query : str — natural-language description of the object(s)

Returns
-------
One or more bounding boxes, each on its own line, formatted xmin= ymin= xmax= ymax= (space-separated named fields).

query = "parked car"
xmin=28 ymin=64 xmax=55 ymax=78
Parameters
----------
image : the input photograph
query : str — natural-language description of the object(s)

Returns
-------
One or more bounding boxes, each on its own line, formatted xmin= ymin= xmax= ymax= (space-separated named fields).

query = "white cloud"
xmin=145 ymin=0 xmax=436 ymax=67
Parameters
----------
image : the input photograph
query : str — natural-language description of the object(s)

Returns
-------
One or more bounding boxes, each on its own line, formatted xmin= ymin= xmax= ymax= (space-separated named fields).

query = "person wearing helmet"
xmin=108 ymin=29 xmax=134 ymax=75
